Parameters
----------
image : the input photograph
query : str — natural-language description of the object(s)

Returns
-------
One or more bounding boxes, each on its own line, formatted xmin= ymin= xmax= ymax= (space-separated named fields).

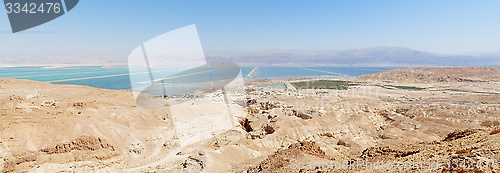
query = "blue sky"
xmin=1 ymin=0 xmax=500 ymax=55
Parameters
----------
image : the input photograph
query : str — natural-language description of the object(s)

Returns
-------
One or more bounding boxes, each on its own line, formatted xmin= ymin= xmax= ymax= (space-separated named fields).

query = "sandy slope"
xmin=0 ymin=79 xmax=177 ymax=172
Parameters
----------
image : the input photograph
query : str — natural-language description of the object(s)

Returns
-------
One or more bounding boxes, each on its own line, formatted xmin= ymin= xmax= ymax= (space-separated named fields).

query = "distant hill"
xmin=206 ymin=47 xmax=500 ymax=67
xmin=0 ymin=53 xmax=127 ymax=66
xmin=357 ymin=66 xmax=500 ymax=83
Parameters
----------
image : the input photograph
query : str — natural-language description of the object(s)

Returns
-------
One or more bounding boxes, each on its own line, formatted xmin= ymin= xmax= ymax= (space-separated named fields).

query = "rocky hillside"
xmin=357 ymin=67 xmax=500 ymax=83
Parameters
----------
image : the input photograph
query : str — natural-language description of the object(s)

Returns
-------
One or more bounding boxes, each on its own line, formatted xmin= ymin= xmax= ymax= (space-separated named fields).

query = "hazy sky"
xmin=1 ymin=0 xmax=500 ymax=55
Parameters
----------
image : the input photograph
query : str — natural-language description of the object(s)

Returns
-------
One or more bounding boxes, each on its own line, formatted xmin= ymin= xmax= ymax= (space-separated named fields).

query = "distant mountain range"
xmin=1 ymin=47 xmax=499 ymax=67
xmin=0 ymin=53 xmax=126 ymax=66
xmin=206 ymin=47 xmax=500 ymax=67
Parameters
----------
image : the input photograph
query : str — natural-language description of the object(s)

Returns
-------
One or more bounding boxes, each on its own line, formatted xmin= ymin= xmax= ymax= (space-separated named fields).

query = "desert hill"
xmin=357 ymin=66 xmax=500 ymax=83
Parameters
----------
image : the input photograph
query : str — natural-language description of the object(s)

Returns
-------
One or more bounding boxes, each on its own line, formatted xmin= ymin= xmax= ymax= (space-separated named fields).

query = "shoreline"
xmin=0 ymin=76 xmax=357 ymax=91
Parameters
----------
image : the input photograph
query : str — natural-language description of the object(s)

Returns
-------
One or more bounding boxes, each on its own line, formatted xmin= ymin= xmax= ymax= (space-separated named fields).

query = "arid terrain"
xmin=1 ymin=67 xmax=500 ymax=172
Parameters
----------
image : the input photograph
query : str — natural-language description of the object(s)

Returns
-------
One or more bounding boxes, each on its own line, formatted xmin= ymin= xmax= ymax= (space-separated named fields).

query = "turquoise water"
xmin=0 ymin=66 xmax=392 ymax=90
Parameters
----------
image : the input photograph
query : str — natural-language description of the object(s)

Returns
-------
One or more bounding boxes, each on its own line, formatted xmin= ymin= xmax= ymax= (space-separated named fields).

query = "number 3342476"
xmin=5 ymin=3 xmax=62 ymax=14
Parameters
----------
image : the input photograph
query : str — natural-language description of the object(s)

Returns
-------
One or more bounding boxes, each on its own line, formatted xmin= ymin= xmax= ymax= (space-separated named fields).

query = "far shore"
xmin=0 ymin=64 xmax=128 ymax=68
